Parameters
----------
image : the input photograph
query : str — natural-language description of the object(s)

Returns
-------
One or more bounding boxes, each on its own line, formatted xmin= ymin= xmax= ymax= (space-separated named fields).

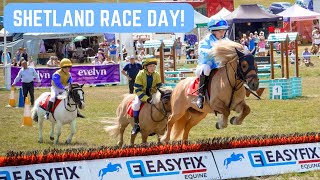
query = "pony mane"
xmin=208 ymin=40 xmax=245 ymax=67
xmin=152 ymin=87 xmax=173 ymax=104
xmin=152 ymin=91 xmax=162 ymax=104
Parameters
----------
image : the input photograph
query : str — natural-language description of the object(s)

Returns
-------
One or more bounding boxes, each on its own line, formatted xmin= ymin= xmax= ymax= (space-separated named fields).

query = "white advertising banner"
xmin=86 ymin=151 xmax=219 ymax=180
xmin=212 ymin=142 xmax=320 ymax=179
xmin=0 ymin=161 xmax=91 ymax=180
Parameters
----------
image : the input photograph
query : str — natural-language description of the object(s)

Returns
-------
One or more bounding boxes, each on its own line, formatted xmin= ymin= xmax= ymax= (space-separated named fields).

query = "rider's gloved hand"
xmin=147 ymin=97 xmax=153 ymax=104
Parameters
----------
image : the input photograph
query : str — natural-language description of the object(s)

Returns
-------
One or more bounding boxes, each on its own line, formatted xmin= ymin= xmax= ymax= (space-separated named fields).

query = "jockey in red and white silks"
xmin=195 ymin=16 xmax=229 ymax=109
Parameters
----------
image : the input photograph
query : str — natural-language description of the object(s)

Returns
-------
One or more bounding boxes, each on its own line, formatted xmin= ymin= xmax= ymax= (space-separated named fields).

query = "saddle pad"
xmin=185 ymin=78 xmax=199 ymax=96
xmin=126 ymin=101 xmax=145 ymax=118
xmin=39 ymin=94 xmax=62 ymax=113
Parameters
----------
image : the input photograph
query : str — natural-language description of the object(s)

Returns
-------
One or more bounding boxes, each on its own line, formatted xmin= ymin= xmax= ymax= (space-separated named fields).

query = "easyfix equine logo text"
xmin=248 ymin=147 xmax=320 ymax=168
xmin=0 ymin=166 xmax=80 ymax=180
xmin=126 ymin=156 xmax=207 ymax=179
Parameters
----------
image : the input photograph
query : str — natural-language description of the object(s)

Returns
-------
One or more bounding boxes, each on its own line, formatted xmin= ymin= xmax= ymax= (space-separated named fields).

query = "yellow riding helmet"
xmin=143 ymin=58 xmax=158 ymax=67
xmin=60 ymin=58 xmax=73 ymax=68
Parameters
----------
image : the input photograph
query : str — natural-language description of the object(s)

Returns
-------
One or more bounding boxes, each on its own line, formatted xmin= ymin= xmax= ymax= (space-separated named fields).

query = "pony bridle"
xmin=150 ymin=92 xmax=171 ymax=122
xmin=236 ymin=54 xmax=258 ymax=83
xmin=66 ymin=87 xmax=85 ymax=110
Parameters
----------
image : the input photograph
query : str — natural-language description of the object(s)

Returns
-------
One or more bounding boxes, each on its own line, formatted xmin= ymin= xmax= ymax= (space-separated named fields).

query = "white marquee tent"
xmin=194 ymin=10 xmax=209 ymax=28
xmin=278 ymin=4 xmax=320 ymax=21
xmin=211 ymin=7 xmax=231 ymax=19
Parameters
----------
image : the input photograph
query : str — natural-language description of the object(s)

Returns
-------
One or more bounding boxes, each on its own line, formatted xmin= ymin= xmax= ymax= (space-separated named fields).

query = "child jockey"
xmin=196 ymin=16 xmax=229 ymax=109
xmin=131 ymin=57 xmax=162 ymax=135
xmin=44 ymin=58 xmax=85 ymax=119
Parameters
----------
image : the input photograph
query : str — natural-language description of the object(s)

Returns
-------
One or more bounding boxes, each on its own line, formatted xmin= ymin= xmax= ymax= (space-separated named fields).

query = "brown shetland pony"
xmin=160 ymin=40 xmax=259 ymax=143
xmin=105 ymin=88 xmax=172 ymax=146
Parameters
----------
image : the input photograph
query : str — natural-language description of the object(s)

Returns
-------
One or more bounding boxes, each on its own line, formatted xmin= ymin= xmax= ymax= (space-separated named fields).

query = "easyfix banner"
xmin=85 ymin=151 xmax=219 ymax=180
xmin=212 ymin=142 xmax=320 ymax=179
xmin=0 ymin=161 xmax=91 ymax=180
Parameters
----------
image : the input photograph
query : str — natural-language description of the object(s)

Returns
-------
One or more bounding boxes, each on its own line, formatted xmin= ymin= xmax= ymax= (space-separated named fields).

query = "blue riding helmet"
xmin=207 ymin=16 xmax=229 ymax=31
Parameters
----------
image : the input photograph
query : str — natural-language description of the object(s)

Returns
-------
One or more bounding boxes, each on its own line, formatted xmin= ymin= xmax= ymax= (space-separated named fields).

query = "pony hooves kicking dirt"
xmin=160 ymin=40 xmax=259 ymax=143
xmin=31 ymin=83 xmax=85 ymax=144
xmin=104 ymin=88 xmax=172 ymax=146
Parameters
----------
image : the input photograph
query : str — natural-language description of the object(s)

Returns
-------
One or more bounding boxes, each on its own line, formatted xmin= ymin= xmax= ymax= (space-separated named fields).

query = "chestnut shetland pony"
xmin=105 ymin=88 xmax=172 ymax=146
xmin=160 ymin=40 xmax=259 ymax=143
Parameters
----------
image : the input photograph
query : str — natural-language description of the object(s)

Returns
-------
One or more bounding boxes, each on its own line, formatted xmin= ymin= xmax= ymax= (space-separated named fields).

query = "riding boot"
xmin=196 ymin=75 xmax=208 ymax=109
xmin=77 ymin=110 xmax=85 ymax=118
xmin=44 ymin=101 xmax=53 ymax=120
xmin=131 ymin=111 xmax=140 ymax=135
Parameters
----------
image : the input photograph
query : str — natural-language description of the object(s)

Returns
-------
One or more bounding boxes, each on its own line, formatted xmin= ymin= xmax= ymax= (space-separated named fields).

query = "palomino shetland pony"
xmin=104 ymin=88 xmax=172 ymax=146
xmin=31 ymin=83 xmax=85 ymax=144
xmin=161 ymin=40 xmax=259 ymax=143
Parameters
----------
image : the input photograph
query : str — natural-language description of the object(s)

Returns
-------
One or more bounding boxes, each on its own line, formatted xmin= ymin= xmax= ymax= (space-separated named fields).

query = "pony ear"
xmin=81 ymin=84 xmax=84 ymax=88
xmin=235 ymin=48 xmax=244 ymax=58
xmin=158 ymin=88 xmax=164 ymax=95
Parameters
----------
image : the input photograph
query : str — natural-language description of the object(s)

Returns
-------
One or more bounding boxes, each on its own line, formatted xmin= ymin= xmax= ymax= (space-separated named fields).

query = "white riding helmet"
xmin=207 ymin=16 xmax=229 ymax=31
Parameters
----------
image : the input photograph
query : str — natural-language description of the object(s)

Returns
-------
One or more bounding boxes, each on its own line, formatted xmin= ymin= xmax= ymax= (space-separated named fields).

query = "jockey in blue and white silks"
xmin=195 ymin=16 xmax=229 ymax=109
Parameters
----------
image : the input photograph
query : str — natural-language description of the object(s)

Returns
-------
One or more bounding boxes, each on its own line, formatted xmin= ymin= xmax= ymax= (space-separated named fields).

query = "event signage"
xmin=11 ymin=64 xmax=120 ymax=87
xmin=4 ymin=3 xmax=194 ymax=33
xmin=85 ymin=151 xmax=220 ymax=180
xmin=0 ymin=161 xmax=91 ymax=180
xmin=212 ymin=142 xmax=320 ymax=179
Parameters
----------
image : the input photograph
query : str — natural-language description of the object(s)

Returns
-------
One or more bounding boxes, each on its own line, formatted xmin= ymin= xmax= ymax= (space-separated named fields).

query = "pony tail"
xmin=104 ymin=105 xmax=122 ymax=138
xmin=104 ymin=122 xmax=120 ymax=138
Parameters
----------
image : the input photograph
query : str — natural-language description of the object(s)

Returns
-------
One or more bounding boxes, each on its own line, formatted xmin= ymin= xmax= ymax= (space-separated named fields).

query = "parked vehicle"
xmin=269 ymin=2 xmax=291 ymax=14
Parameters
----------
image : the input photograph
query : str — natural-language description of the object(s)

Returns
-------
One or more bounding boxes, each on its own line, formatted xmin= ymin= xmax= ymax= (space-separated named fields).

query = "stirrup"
xmin=44 ymin=112 xmax=50 ymax=120
xmin=131 ymin=124 xmax=140 ymax=135
xmin=196 ymin=96 xmax=204 ymax=109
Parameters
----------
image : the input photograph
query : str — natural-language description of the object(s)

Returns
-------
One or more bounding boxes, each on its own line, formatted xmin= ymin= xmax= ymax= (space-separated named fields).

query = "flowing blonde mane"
xmin=152 ymin=87 xmax=173 ymax=104
xmin=208 ymin=40 xmax=245 ymax=67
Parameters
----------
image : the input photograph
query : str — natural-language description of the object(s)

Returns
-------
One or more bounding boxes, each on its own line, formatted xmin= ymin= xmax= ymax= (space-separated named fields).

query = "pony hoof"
xmin=38 ymin=140 xmax=43 ymax=143
xmin=230 ymin=116 xmax=237 ymax=125
xmin=65 ymin=140 xmax=71 ymax=144
xmin=50 ymin=136 xmax=54 ymax=141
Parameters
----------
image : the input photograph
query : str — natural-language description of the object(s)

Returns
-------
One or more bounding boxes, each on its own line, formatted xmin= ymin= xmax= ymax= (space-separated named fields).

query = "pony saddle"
xmin=39 ymin=94 xmax=62 ymax=113
xmin=126 ymin=101 xmax=145 ymax=118
xmin=186 ymin=69 xmax=218 ymax=97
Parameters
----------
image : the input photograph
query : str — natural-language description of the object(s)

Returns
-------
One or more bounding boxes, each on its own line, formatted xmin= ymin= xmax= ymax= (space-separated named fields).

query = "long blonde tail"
xmin=104 ymin=105 xmax=122 ymax=138
xmin=104 ymin=122 xmax=120 ymax=138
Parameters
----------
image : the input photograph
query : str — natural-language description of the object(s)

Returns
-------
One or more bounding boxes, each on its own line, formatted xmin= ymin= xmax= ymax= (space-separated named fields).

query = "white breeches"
xmin=132 ymin=95 xmax=142 ymax=111
xmin=49 ymin=86 xmax=65 ymax=102
xmin=195 ymin=64 xmax=211 ymax=77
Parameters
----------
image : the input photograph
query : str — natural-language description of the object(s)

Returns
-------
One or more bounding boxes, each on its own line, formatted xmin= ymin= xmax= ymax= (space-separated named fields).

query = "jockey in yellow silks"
xmin=44 ymin=58 xmax=85 ymax=119
xmin=131 ymin=57 xmax=162 ymax=135
xmin=195 ymin=16 xmax=229 ymax=109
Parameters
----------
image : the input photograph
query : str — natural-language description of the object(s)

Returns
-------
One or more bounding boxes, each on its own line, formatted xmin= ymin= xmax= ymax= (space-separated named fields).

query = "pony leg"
xmin=182 ymin=112 xmax=207 ymax=142
xmin=214 ymin=101 xmax=231 ymax=129
xmin=66 ymin=120 xmax=76 ymax=144
xmin=141 ymin=131 xmax=148 ymax=144
xmin=38 ymin=116 xmax=44 ymax=143
xmin=54 ymin=121 xmax=62 ymax=145
xmin=130 ymin=134 xmax=138 ymax=146
xmin=50 ymin=122 xmax=55 ymax=141
xmin=160 ymin=113 xmax=184 ymax=143
xmin=118 ymin=123 xmax=129 ymax=147
xmin=230 ymin=102 xmax=250 ymax=125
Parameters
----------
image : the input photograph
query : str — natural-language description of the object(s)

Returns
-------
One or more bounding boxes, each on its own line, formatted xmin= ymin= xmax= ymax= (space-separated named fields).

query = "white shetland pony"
xmin=31 ymin=83 xmax=85 ymax=144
